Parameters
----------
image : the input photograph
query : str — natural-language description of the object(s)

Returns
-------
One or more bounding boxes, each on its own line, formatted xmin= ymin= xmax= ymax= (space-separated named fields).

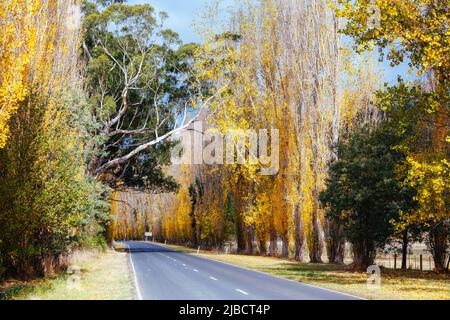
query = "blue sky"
xmin=128 ymin=0 xmax=206 ymax=43
xmin=128 ymin=0 xmax=414 ymax=84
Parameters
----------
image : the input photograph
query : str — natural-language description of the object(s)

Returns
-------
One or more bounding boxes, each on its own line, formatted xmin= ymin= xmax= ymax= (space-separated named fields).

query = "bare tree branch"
xmin=94 ymin=90 xmax=223 ymax=176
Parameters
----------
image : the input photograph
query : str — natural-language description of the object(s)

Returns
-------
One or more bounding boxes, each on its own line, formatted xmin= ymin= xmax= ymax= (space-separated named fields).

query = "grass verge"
xmin=160 ymin=243 xmax=450 ymax=300
xmin=0 ymin=249 xmax=133 ymax=300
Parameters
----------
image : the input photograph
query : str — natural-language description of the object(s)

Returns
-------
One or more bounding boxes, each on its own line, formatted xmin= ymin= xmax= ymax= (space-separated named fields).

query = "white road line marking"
xmin=235 ymin=289 xmax=249 ymax=295
xmin=127 ymin=243 xmax=143 ymax=300
xmin=187 ymin=251 xmax=364 ymax=300
xmin=209 ymin=276 xmax=218 ymax=281
xmin=182 ymin=264 xmax=187 ymax=266
xmin=193 ymin=269 xmax=199 ymax=272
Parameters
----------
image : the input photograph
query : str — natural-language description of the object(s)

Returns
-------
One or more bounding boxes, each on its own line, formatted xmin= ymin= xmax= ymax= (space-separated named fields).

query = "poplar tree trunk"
xmin=233 ymin=176 xmax=246 ymax=253
xmin=446 ymin=255 xmax=449 ymax=272
xmin=309 ymin=65 xmax=323 ymax=263
xmin=245 ymin=228 xmax=254 ymax=255
xmin=310 ymin=129 xmax=323 ymax=263
xmin=293 ymin=203 xmax=304 ymax=261
xmin=309 ymin=212 xmax=323 ymax=263
xmin=281 ymin=236 xmax=289 ymax=257
xmin=325 ymin=4 xmax=344 ymax=266
xmin=269 ymin=225 xmax=278 ymax=256
xmin=401 ymin=230 xmax=409 ymax=270
xmin=235 ymin=216 xmax=246 ymax=253
xmin=259 ymin=238 xmax=267 ymax=255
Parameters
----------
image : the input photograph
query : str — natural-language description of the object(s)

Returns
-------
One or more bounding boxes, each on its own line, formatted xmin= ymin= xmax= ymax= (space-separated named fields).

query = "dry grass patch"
xmin=0 ymin=250 xmax=133 ymax=300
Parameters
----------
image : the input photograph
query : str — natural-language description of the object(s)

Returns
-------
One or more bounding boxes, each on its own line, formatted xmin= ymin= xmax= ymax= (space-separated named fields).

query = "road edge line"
xmin=198 ymin=254 xmax=366 ymax=300
xmin=153 ymin=241 xmax=366 ymax=300
xmin=127 ymin=243 xmax=143 ymax=300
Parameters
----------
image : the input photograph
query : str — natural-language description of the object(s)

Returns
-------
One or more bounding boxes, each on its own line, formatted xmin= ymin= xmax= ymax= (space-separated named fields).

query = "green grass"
xmin=0 ymin=250 xmax=133 ymax=300
xmin=160 ymin=243 xmax=450 ymax=300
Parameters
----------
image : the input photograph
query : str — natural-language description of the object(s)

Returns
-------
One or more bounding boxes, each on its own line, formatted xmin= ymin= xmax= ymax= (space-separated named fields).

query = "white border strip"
xmin=157 ymin=242 xmax=365 ymax=300
xmin=128 ymin=243 xmax=143 ymax=300
xmin=201 ymin=255 xmax=365 ymax=300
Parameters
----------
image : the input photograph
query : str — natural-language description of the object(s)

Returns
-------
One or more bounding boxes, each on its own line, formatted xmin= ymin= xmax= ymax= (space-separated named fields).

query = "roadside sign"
xmin=145 ymin=232 xmax=152 ymax=237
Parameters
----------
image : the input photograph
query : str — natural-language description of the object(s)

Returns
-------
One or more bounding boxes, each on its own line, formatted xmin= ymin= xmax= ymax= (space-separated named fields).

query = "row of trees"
xmin=336 ymin=0 xmax=449 ymax=271
xmin=0 ymin=0 xmax=202 ymax=279
xmin=0 ymin=0 xmax=108 ymax=278
xmin=1 ymin=0 xmax=447 ymax=279
xmin=152 ymin=0 xmax=449 ymax=271
xmin=164 ymin=0 xmax=386 ymax=267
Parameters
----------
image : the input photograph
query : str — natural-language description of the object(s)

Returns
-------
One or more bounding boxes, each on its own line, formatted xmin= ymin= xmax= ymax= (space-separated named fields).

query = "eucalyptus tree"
xmin=82 ymin=1 xmax=213 ymax=192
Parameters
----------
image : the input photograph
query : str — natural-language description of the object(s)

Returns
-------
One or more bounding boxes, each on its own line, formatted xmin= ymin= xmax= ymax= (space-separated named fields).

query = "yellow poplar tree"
xmin=0 ymin=0 xmax=39 ymax=148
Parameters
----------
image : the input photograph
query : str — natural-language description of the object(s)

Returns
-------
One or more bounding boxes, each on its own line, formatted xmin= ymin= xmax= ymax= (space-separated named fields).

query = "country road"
xmin=124 ymin=241 xmax=361 ymax=300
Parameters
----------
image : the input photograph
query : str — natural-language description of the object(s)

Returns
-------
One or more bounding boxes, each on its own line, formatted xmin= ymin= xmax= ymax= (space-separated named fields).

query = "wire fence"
xmin=197 ymin=241 xmax=445 ymax=272
xmin=374 ymin=243 xmax=448 ymax=271
xmin=375 ymin=254 xmax=435 ymax=271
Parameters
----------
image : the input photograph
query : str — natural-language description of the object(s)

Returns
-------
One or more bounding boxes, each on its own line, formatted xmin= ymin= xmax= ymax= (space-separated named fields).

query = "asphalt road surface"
xmin=125 ymin=241 xmax=361 ymax=300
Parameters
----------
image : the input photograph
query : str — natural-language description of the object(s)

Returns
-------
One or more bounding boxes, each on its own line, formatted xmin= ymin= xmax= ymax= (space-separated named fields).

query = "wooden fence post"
xmin=420 ymin=254 xmax=423 ymax=271
xmin=394 ymin=254 xmax=397 ymax=270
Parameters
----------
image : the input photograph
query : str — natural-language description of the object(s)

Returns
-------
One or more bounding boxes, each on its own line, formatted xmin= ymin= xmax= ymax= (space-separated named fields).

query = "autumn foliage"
xmin=0 ymin=1 xmax=108 ymax=279
xmin=111 ymin=0 xmax=448 ymax=272
xmin=0 ymin=0 xmax=448 ymax=280
xmin=0 ymin=0 xmax=39 ymax=148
